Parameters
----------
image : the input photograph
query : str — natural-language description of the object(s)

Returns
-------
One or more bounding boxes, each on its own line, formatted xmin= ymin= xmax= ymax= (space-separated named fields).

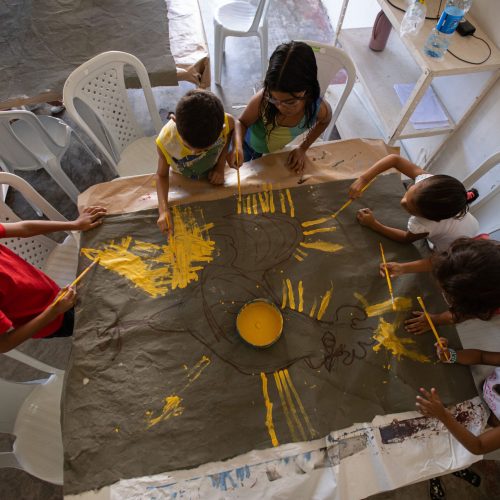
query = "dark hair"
xmin=175 ymin=90 xmax=225 ymax=149
xmin=261 ymin=41 xmax=320 ymax=132
xmin=432 ymin=237 xmax=500 ymax=322
xmin=414 ymin=175 xmax=479 ymax=221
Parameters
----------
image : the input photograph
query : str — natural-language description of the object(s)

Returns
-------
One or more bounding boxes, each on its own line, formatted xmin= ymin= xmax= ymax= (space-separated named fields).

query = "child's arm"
xmin=356 ymin=207 xmax=429 ymax=243
xmin=380 ymin=258 xmax=432 ymax=278
xmin=405 ymin=310 xmax=454 ymax=334
xmin=155 ymin=146 xmax=173 ymax=236
xmin=435 ymin=338 xmax=500 ymax=366
xmin=0 ymin=287 xmax=75 ymax=353
xmin=416 ymin=387 xmax=500 ymax=455
xmin=349 ymin=154 xmax=426 ymax=199
xmin=286 ymin=100 xmax=332 ymax=174
xmin=231 ymin=92 xmax=263 ymax=169
xmin=2 ymin=207 xmax=106 ymax=237
xmin=208 ymin=115 xmax=235 ymax=185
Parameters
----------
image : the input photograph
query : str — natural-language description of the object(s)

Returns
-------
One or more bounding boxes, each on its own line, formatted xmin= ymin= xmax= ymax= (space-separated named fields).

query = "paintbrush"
xmin=235 ymin=148 xmax=242 ymax=202
xmin=379 ymin=242 xmax=395 ymax=310
xmin=52 ymin=258 xmax=100 ymax=306
xmin=417 ymin=296 xmax=450 ymax=362
xmin=331 ymin=178 xmax=375 ymax=219
xmin=165 ymin=211 xmax=176 ymax=265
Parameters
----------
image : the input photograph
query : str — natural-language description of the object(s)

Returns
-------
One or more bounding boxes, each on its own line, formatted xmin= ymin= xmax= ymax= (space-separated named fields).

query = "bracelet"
xmin=446 ymin=348 xmax=457 ymax=364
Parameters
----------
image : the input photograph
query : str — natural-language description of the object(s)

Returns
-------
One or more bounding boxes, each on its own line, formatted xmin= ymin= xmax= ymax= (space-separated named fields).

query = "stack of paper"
xmin=394 ymin=83 xmax=449 ymax=130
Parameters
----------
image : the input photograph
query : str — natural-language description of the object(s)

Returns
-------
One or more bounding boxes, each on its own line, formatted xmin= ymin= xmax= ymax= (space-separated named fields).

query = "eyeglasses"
xmin=265 ymin=94 xmax=306 ymax=108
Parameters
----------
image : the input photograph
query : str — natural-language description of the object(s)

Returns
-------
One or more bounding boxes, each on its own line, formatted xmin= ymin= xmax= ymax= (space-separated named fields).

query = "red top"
xmin=0 ymin=224 xmax=63 ymax=338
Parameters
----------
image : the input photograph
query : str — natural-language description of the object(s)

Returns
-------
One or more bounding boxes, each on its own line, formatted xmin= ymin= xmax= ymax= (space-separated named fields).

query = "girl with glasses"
xmin=231 ymin=41 xmax=332 ymax=174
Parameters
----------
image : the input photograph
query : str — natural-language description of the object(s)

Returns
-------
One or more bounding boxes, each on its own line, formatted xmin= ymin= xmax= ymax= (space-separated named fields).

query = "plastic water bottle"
xmin=400 ymin=0 xmax=427 ymax=38
xmin=423 ymin=0 xmax=473 ymax=60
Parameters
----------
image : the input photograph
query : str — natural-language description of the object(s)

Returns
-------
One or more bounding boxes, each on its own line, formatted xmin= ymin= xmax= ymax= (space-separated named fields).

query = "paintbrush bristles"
xmin=417 ymin=296 xmax=450 ymax=361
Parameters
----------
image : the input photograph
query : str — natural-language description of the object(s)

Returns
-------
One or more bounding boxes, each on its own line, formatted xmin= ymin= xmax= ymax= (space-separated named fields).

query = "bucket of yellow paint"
xmin=236 ymin=298 xmax=283 ymax=348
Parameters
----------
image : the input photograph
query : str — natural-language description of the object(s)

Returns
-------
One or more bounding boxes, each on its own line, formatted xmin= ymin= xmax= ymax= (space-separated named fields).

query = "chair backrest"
xmin=0 ymin=349 xmax=64 ymax=485
xmin=0 ymin=111 xmax=58 ymax=171
xmin=0 ymin=172 xmax=68 ymax=269
xmin=63 ymin=51 xmax=163 ymax=168
xmin=249 ymin=0 xmax=272 ymax=32
xmin=301 ymin=41 xmax=356 ymax=127
xmin=463 ymin=152 xmax=500 ymax=235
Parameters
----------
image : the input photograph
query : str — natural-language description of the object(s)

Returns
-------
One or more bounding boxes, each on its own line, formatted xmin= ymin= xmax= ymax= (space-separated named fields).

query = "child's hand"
xmin=157 ymin=207 xmax=174 ymax=239
xmin=229 ymin=144 xmax=244 ymax=169
xmin=349 ymin=177 xmax=368 ymax=199
xmin=53 ymin=286 xmax=76 ymax=314
xmin=379 ymin=261 xmax=404 ymax=278
xmin=416 ymin=387 xmax=448 ymax=421
xmin=404 ymin=311 xmax=431 ymax=334
xmin=434 ymin=337 xmax=452 ymax=363
xmin=75 ymin=206 xmax=107 ymax=231
xmin=356 ymin=208 xmax=376 ymax=227
xmin=286 ymin=147 xmax=307 ymax=174
xmin=208 ymin=167 xmax=225 ymax=185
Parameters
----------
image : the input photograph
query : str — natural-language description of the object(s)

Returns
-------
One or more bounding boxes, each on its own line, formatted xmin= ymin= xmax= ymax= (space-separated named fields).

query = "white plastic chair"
xmin=0 ymin=172 xmax=78 ymax=287
xmin=214 ymin=0 xmax=271 ymax=85
xmin=0 ymin=110 xmax=100 ymax=203
xmin=0 ymin=349 xmax=64 ymax=485
xmin=63 ymin=51 xmax=163 ymax=177
xmin=463 ymin=152 xmax=500 ymax=236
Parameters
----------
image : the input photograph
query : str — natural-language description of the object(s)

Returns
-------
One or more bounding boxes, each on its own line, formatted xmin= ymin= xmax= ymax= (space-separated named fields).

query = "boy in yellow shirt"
xmin=155 ymin=89 xmax=234 ymax=234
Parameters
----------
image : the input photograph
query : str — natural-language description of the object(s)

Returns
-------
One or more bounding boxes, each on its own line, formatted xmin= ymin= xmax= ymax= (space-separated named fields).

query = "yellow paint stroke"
xmin=354 ymin=293 xmax=412 ymax=317
xmin=246 ymin=195 xmax=252 ymax=215
xmin=372 ymin=318 xmax=430 ymax=363
xmin=252 ymin=194 xmax=258 ymax=215
xmin=309 ymin=298 xmax=317 ymax=318
xmin=293 ymin=253 xmax=304 ymax=262
xmin=279 ymin=190 xmax=286 ymax=213
xmin=278 ymin=370 xmax=306 ymax=441
xmin=147 ymin=395 xmax=184 ymax=428
xmin=317 ymin=285 xmax=333 ymax=321
xmin=258 ymin=192 xmax=268 ymax=213
xmin=286 ymin=278 xmax=296 ymax=310
xmin=260 ymin=373 xmax=279 ymax=447
xmin=296 ymin=247 xmax=308 ymax=257
xmin=281 ymin=279 xmax=287 ymax=309
xmin=283 ymin=369 xmax=318 ymax=438
xmin=300 ymin=241 xmax=343 ymax=253
xmin=185 ymin=355 xmax=210 ymax=385
xmin=353 ymin=292 xmax=369 ymax=309
xmin=285 ymin=189 xmax=295 ymax=218
xmin=268 ymin=184 xmax=275 ymax=213
xmin=302 ymin=217 xmax=329 ymax=228
xmin=273 ymin=371 xmax=299 ymax=441
xmin=298 ymin=280 xmax=304 ymax=313
xmin=303 ymin=227 xmax=337 ymax=236
xmin=237 ymin=199 xmax=242 ymax=215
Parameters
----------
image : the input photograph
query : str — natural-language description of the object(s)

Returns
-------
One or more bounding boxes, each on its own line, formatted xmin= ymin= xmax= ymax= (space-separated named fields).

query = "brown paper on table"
xmin=78 ymin=139 xmax=398 ymax=214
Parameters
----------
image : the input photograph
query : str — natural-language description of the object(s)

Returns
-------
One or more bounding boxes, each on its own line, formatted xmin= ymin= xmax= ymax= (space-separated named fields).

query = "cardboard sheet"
xmin=0 ymin=0 xmax=179 ymax=108
xmin=63 ymin=173 xmax=477 ymax=494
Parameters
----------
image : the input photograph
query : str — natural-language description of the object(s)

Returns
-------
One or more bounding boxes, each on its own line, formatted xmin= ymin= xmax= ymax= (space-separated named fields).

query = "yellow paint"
xmin=237 ymin=301 xmax=283 ymax=347
xmin=252 ymin=194 xmax=258 ymax=215
xmin=285 ymin=189 xmax=295 ymax=217
xmin=366 ymin=297 xmax=412 ymax=317
xmin=300 ymin=241 xmax=343 ymax=253
xmin=268 ymin=185 xmax=275 ymax=213
xmin=279 ymin=191 xmax=286 ymax=213
xmin=296 ymin=247 xmax=308 ymax=257
xmin=82 ymin=207 xmax=216 ymax=296
xmin=260 ymin=373 xmax=279 ymax=447
xmin=147 ymin=395 xmax=184 ymax=428
xmin=258 ymin=192 xmax=268 ymax=213
xmin=317 ymin=285 xmax=333 ymax=321
xmin=283 ymin=369 xmax=317 ymax=438
xmin=353 ymin=292 xmax=369 ymax=309
xmin=372 ymin=318 xmax=430 ymax=363
xmin=278 ymin=370 xmax=306 ymax=441
xmin=263 ymin=189 xmax=270 ymax=213
xmin=273 ymin=372 xmax=299 ymax=441
xmin=185 ymin=355 xmax=210 ymax=384
xmin=303 ymin=227 xmax=337 ymax=236
xmin=246 ymin=195 xmax=252 ymax=215
xmin=293 ymin=253 xmax=304 ymax=262
xmin=298 ymin=280 xmax=304 ymax=313
xmin=286 ymin=278 xmax=296 ymax=310
xmin=237 ymin=199 xmax=242 ymax=214
xmin=281 ymin=280 xmax=287 ymax=309
xmin=309 ymin=298 xmax=317 ymax=318
xmin=302 ymin=217 xmax=329 ymax=227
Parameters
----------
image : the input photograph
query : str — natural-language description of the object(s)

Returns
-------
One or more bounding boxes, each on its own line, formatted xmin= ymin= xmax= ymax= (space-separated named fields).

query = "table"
xmin=333 ymin=0 xmax=500 ymax=167
xmin=64 ymin=140 xmax=484 ymax=499
xmin=0 ymin=0 xmax=209 ymax=110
